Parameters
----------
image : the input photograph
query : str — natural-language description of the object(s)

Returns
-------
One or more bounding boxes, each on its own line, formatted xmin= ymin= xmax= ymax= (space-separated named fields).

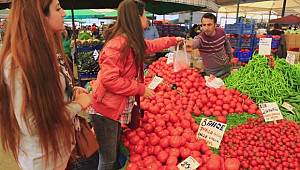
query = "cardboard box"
xmin=286 ymin=51 xmax=300 ymax=64
xmin=285 ymin=34 xmax=300 ymax=49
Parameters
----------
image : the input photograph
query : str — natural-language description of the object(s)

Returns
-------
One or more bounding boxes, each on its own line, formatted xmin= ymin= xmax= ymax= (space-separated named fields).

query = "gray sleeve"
xmin=192 ymin=35 xmax=202 ymax=49
xmin=154 ymin=27 xmax=159 ymax=38
xmin=224 ymin=37 xmax=233 ymax=58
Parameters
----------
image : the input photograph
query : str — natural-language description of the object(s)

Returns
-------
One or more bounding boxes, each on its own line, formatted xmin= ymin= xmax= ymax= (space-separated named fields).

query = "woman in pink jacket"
xmin=90 ymin=0 xmax=183 ymax=169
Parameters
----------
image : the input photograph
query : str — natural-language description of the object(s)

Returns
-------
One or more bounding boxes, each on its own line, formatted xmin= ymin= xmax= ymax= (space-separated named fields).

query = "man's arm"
xmin=224 ymin=37 xmax=233 ymax=59
xmin=192 ymin=34 xmax=202 ymax=49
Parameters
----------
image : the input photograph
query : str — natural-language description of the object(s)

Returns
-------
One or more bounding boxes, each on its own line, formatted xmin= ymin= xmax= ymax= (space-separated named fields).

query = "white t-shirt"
xmin=3 ymin=57 xmax=81 ymax=170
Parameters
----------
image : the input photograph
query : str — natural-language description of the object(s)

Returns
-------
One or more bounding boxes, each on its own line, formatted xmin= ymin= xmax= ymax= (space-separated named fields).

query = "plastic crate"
xmin=240 ymin=38 xmax=254 ymax=48
xmin=225 ymin=23 xmax=242 ymax=34
xmin=78 ymin=72 xmax=97 ymax=79
xmin=271 ymin=40 xmax=280 ymax=48
xmin=237 ymin=51 xmax=253 ymax=62
xmin=241 ymin=24 xmax=255 ymax=34
xmin=229 ymin=38 xmax=239 ymax=48
xmin=77 ymin=44 xmax=103 ymax=53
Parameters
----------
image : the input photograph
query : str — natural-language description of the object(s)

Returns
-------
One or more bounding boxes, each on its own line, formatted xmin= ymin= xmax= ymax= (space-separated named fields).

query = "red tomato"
xmin=154 ymin=145 xmax=163 ymax=155
xmin=149 ymin=135 xmax=160 ymax=146
xmin=130 ymin=154 xmax=141 ymax=162
xmin=206 ymin=154 xmax=221 ymax=170
xmin=126 ymin=163 xmax=139 ymax=170
xmin=169 ymin=136 xmax=182 ymax=148
xmin=155 ymin=150 xmax=167 ymax=163
xmin=160 ymin=138 xmax=169 ymax=148
xmin=224 ymin=158 xmax=240 ymax=170
xmin=166 ymin=156 xmax=178 ymax=166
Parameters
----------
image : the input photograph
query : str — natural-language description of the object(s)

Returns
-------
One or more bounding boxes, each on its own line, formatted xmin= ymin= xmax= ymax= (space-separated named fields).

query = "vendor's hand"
xmin=143 ymin=87 xmax=155 ymax=98
xmin=176 ymin=37 xmax=185 ymax=45
xmin=74 ymin=93 xmax=92 ymax=109
xmin=74 ymin=86 xmax=89 ymax=97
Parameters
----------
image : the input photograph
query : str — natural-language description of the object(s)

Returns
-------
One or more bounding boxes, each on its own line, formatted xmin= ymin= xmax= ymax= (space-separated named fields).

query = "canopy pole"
xmin=190 ymin=11 xmax=193 ymax=28
xmin=282 ymin=0 xmax=287 ymax=17
xmin=71 ymin=0 xmax=79 ymax=80
xmin=71 ymin=8 xmax=77 ymax=63
xmin=236 ymin=0 xmax=240 ymax=22
xmin=225 ymin=12 xmax=228 ymax=25
xmin=152 ymin=13 xmax=155 ymax=23
xmin=268 ymin=10 xmax=272 ymax=23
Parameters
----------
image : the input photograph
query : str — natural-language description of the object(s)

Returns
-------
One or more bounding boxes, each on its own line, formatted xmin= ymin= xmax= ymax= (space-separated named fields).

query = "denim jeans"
xmin=91 ymin=114 xmax=121 ymax=170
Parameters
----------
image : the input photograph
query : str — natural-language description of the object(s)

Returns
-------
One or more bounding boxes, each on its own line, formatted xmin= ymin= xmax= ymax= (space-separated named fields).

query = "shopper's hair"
xmin=105 ymin=0 xmax=147 ymax=76
xmin=202 ymin=13 xmax=217 ymax=23
xmin=0 ymin=0 xmax=73 ymax=166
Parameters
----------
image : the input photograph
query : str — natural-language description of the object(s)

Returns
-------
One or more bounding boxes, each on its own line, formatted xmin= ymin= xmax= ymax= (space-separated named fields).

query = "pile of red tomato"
xmin=143 ymin=57 xmax=262 ymax=123
xmin=121 ymin=57 xmax=268 ymax=169
xmin=220 ymin=118 xmax=300 ymax=170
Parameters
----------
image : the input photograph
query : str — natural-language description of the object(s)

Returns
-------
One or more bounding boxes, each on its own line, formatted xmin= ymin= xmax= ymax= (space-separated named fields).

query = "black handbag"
xmin=127 ymin=96 xmax=144 ymax=129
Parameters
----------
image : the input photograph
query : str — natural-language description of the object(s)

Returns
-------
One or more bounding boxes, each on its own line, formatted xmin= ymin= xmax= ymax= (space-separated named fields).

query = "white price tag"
xmin=93 ymin=50 xmax=99 ymax=61
xmin=259 ymin=102 xmax=283 ymax=122
xmin=286 ymin=53 xmax=296 ymax=64
xmin=148 ymin=76 xmax=164 ymax=90
xmin=177 ymin=156 xmax=200 ymax=170
xmin=196 ymin=118 xmax=227 ymax=149
xmin=282 ymin=102 xmax=295 ymax=114
xmin=166 ymin=53 xmax=174 ymax=64
xmin=259 ymin=38 xmax=272 ymax=55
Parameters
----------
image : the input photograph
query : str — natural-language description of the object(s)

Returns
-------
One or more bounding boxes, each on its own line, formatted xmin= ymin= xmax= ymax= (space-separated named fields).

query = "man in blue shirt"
xmin=144 ymin=21 xmax=159 ymax=40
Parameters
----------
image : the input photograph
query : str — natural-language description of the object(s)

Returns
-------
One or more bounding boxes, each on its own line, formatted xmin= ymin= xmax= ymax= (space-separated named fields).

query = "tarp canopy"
xmin=219 ymin=0 xmax=300 ymax=15
xmin=61 ymin=0 xmax=121 ymax=10
xmin=269 ymin=15 xmax=300 ymax=24
xmin=1 ymin=0 xmax=218 ymax=14
xmin=65 ymin=9 xmax=105 ymax=19
xmin=61 ymin=0 xmax=219 ymax=15
xmin=145 ymin=0 xmax=219 ymax=14
xmin=91 ymin=9 xmax=153 ymax=18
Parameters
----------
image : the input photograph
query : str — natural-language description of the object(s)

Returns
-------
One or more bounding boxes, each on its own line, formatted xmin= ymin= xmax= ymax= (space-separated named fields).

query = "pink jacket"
xmin=92 ymin=35 xmax=177 ymax=120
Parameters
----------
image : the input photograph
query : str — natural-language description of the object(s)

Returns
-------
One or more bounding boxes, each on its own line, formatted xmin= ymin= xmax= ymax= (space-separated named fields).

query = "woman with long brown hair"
xmin=0 ymin=0 xmax=92 ymax=169
xmin=91 ymin=0 xmax=184 ymax=169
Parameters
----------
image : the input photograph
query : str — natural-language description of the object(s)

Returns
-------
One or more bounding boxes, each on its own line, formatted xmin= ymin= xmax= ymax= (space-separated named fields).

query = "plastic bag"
xmin=204 ymin=75 xmax=225 ymax=89
xmin=174 ymin=43 xmax=190 ymax=72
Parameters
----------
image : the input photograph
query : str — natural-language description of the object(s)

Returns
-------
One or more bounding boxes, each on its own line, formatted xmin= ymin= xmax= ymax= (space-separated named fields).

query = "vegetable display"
xmin=225 ymin=55 xmax=300 ymax=122
xmin=118 ymin=55 xmax=300 ymax=169
xmin=220 ymin=118 xmax=300 ymax=170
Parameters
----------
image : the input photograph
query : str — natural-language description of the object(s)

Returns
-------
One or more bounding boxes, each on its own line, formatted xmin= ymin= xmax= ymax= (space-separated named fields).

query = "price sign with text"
xmin=286 ymin=53 xmax=296 ymax=64
xmin=282 ymin=102 xmax=295 ymax=114
xmin=196 ymin=118 xmax=227 ymax=149
xmin=259 ymin=102 xmax=283 ymax=122
xmin=177 ymin=156 xmax=200 ymax=170
xmin=259 ymin=38 xmax=272 ymax=55
xmin=148 ymin=76 xmax=164 ymax=90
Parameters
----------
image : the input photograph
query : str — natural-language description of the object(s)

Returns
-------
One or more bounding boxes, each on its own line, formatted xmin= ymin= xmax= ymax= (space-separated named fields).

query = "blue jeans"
xmin=91 ymin=114 xmax=121 ymax=170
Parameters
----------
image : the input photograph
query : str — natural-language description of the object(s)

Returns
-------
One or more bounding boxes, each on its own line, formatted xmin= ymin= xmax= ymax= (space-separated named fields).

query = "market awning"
xmin=269 ymin=15 xmax=300 ymax=24
xmin=61 ymin=0 xmax=122 ymax=10
xmin=64 ymin=9 xmax=105 ymax=19
xmin=145 ymin=0 xmax=219 ymax=14
xmin=219 ymin=0 xmax=300 ymax=15
xmin=1 ymin=0 xmax=218 ymax=14
xmin=91 ymin=9 xmax=153 ymax=19
xmin=61 ymin=0 xmax=218 ymax=14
